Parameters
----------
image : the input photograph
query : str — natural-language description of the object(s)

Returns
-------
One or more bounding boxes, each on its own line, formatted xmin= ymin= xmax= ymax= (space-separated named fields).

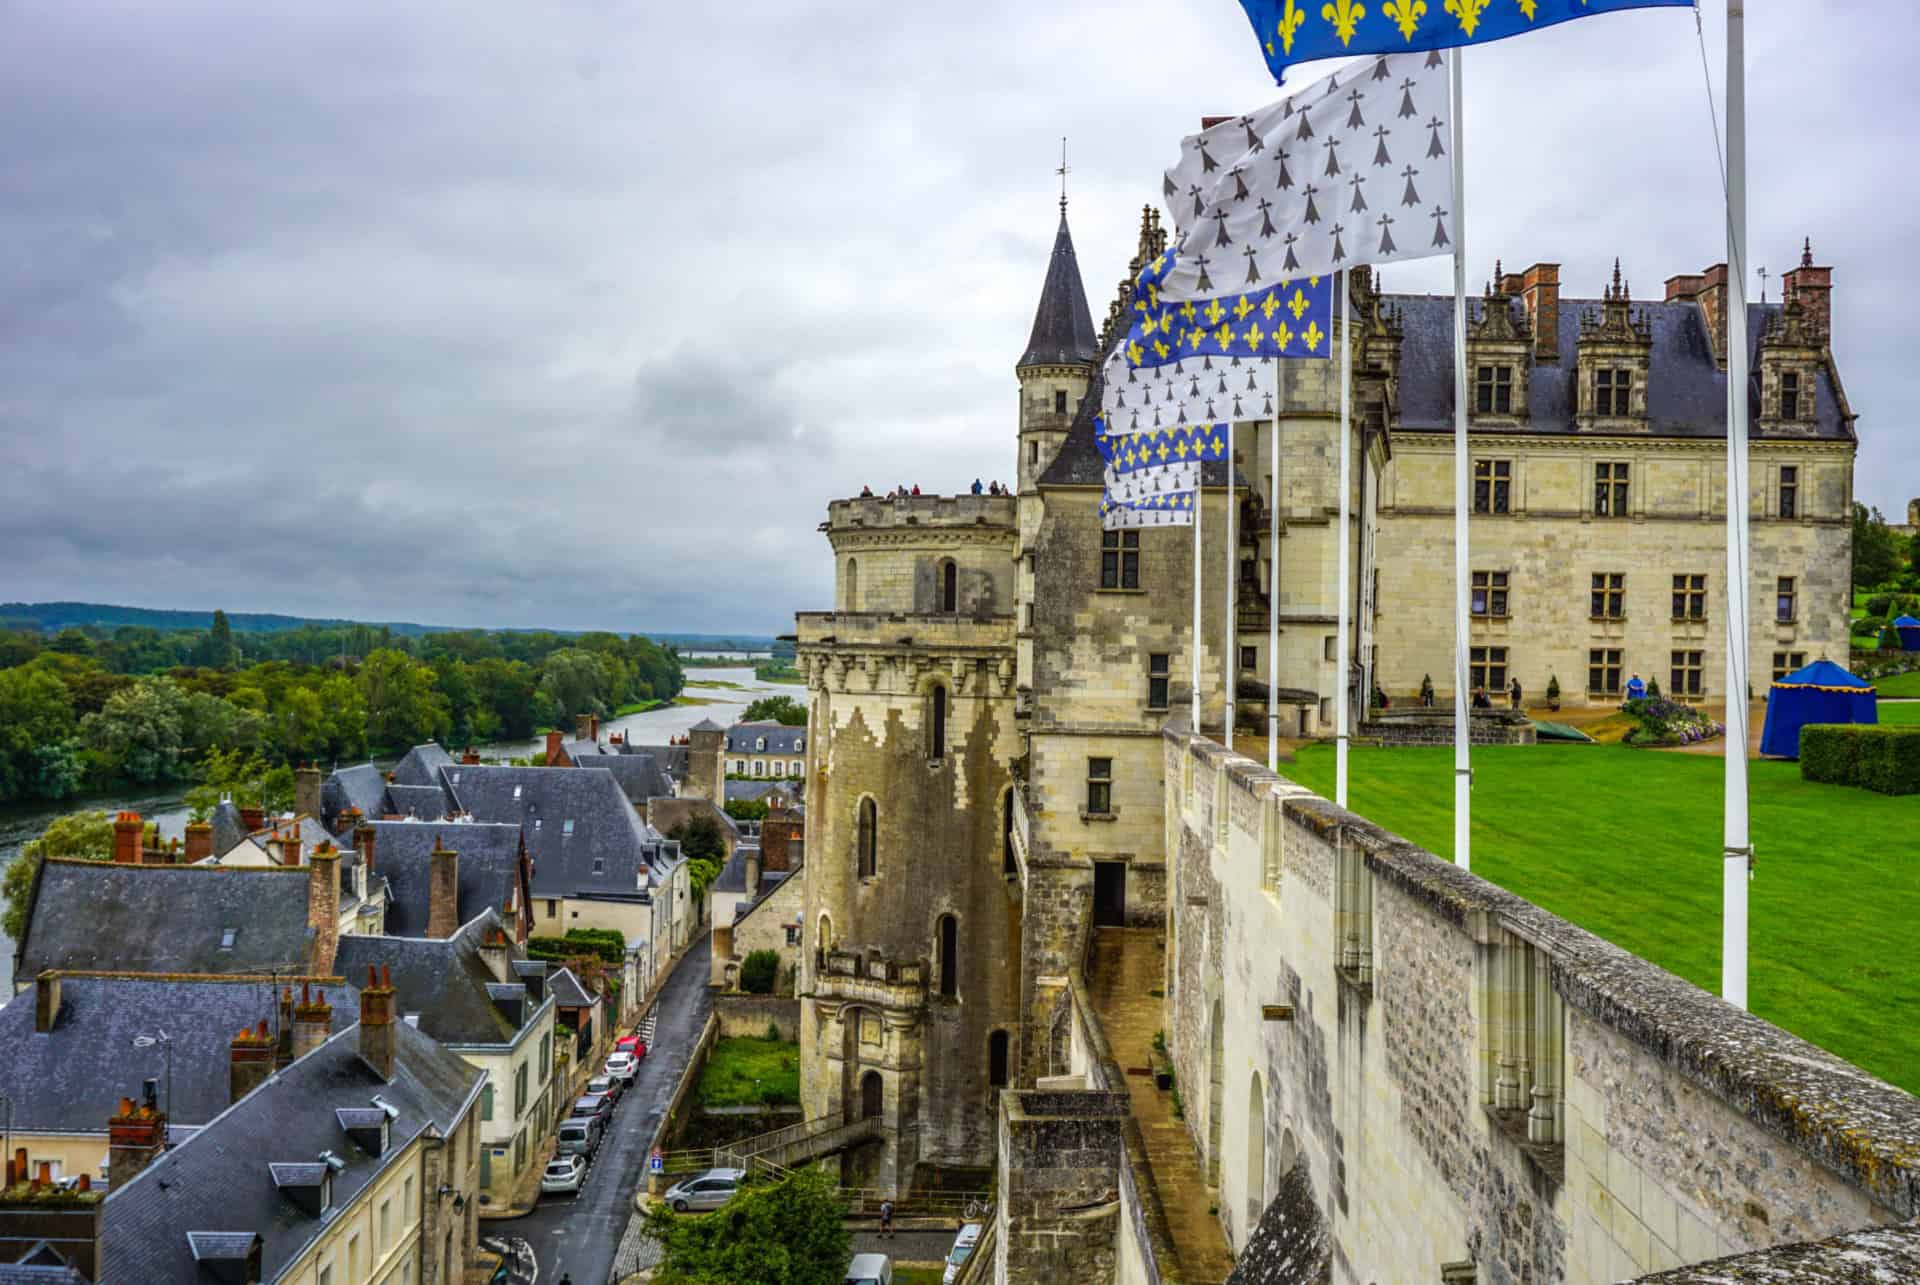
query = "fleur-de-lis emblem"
xmin=1244 ymin=321 xmax=1266 ymax=351
xmin=1204 ymin=299 xmax=1227 ymax=326
xmin=1444 ymin=0 xmax=1489 ymax=36
xmin=1276 ymin=0 xmax=1307 ymax=54
xmin=1180 ymin=300 xmax=1197 ymax=323
xmin=1288 ymin=288 xmax=1311 ymax=320
xmin=1303 ymin=321 xmax=1326 ymax=352
xmin=1153 ymin=339 xmax=1170 ymax=360
xmin=1383 ymin=0 xmax=1426 ymax=39
xmin=1322 ymin=0 xmax=1366 ymax=44
xmin=1274 ymin=321 xmax=1293 ymax=351
xmin=1213 ymin=322 xmax=1234 ymax=349
xmin=1260 ymin=290 xmax=1282 ymax=320
xmin=1233 ymin=296 xmax=1256 ymax=322
xmin=1128 ymin=340 xmax=1144 ymax=366
xmin=1517 ymin=0 xmax=1537 ymax=17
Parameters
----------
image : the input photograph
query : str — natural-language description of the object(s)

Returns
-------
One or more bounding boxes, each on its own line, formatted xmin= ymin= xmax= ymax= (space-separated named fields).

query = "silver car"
xmin=660 ymin=1166 xmax=745 ymax=1213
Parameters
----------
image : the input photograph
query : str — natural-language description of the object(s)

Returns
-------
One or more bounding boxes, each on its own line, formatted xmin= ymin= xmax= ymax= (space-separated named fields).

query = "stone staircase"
xmin=718 ymin=1110 xmax=884 ymax=1175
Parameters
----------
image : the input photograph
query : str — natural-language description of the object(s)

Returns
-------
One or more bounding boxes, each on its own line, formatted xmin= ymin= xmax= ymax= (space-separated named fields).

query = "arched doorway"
xmin=1207 ymin=998 xmax=1225 ymax=1185
xmin=861 ymin=1071 xmax=883 ymax=1120
xmin=1246 ymin=1073 xmax=1267 ymax=1234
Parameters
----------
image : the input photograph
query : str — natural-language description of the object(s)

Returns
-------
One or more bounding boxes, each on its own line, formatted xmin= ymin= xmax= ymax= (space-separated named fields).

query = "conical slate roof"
xmin=1017 ymin=210 xmax=1098 ymax=370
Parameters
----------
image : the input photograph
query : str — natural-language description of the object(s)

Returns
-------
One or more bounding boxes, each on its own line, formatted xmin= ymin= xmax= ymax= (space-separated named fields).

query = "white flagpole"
xmin=1450 ymin=50 xmax=1472 ymax=871
xmin=1269 ymin=363 xmax=1282 ymax=773
xmin=1336 ymin=270 xmax=1352 ymax=809
xmin=1193 ymin=466 xmax=1205 ymax=736
xmin=1225 ymin=422 xmax=1238 ymax=745
xmin=1722 ymin=0 xmax=1751 ymax=1010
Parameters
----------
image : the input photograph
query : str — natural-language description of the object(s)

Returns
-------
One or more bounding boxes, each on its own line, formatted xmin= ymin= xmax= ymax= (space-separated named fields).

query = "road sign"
xmin=649 ymin=1149 xmax=664 ymax=1175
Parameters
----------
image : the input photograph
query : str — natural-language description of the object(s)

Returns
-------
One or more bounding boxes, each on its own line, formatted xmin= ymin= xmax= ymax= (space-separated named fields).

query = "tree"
xmin=739 ymin=949 xmax=780 ymax=995
xmin=3 ymin=811 xmax=115 ymax=939
xmin=0 ymin=666 xmax=77 ymax=801
xmin=84 ymin=677 xmax=188 ymax=784
xmin=723 ymin=797 xmax=770 ymax=823
xmin=742 ymin=695 xmax=807 ymax=726
xmin=671 ymin=814 xmax=728 ymax=865
xmin=193 ymin=609 xmax=236 ymax=669
xmin=1852 ymin=503 xmax=1900 ymax=588
xmin=358 ymin=649 xmax=448 ymax=751
xmin=643 ymin=1167 xmax=850 ymax=1285
xmin=535 ymin=647 xmax=609 ymax=725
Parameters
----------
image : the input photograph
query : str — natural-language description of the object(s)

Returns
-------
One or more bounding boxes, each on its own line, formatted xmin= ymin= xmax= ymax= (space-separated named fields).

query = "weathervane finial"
xmin=1057 ymin=136 xmax=1071 ymax=214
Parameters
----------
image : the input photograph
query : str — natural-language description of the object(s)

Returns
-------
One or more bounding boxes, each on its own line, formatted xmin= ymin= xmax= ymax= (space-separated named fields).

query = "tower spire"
xmin=1057 ymin=137 xmax=1071 ymax=215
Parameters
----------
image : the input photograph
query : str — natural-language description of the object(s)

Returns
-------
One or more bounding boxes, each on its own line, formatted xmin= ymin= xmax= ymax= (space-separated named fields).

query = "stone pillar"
xmin=997 ymin=1089 xmax=1128 ymax=1284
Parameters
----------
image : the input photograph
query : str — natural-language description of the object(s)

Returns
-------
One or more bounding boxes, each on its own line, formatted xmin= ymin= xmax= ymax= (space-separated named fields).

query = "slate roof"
xmin=711 ymin=849 xmax=752 ymax=895
xmin=333 ymin=912 xmax=541 ymax=1047
xmin=1018 ymin=210 xmax=1099 ymax=369
xmin=560 ymin=747 xmax=673 ymax=805
xmin=98 ymin=1019 xmax=480 ymax=1285
xmin=688 ymin=718 xmax=725 ymax=733
xmin=0 ymin=973 xmax=360 ymax=1135
xmin=547 ymin=967 xmax=596 ymax=1010
xmin=723 ymin=780 xmax=800 ymax=804
xmin=626 ymin=742 xmax=690 ymax=781
xmin=16 ymin=862 xmax=315 ymax=980
xmin=389 ymin=743 xmax=455 ymax=788
xmin=724 ymin=721 xmax=806 ymax=755
xmin=367 ymin=820 xmax=525 ymax=937
xmin=208 ymin=801 xmax=249 ymax=859
xmin=446 ymin=765 xmax=654 ymax=902
xmin=383 ymin=783 xmax=455 ymax=821
xmin=321 ymin=763 xmax=388 ymax=830
xmin=246 ymin=814 xmax=334 ymax=855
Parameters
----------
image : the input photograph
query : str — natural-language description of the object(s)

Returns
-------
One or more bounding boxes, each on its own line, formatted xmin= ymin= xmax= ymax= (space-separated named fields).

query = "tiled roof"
xmin=99 ymin=1019 xmax=479 ymax=1284
xmin=334 ymin=912 xmax=539 ymax=1047
xmin=0 ymin=973 xmax=360 ymax=1135
xmin=366 ymin=821 xmax=525 ymax=938
xmin=1018 ymin=210 xmax=1099 ymax=369
xmin=447 ymin=765 xmax=653 ymax=902
xmin=16 ymin=862 xmax=315 ymax=979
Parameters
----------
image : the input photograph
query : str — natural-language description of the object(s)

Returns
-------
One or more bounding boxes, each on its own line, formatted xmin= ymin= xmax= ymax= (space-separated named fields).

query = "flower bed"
xmin=1620 ymin=697 xmax=1724 ymax=747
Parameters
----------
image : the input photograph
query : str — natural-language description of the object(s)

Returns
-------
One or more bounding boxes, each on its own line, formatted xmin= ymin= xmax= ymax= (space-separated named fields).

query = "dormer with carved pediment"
xmin=1575 ymin=259 xmax=1652 ymax=431
xmin=1467 ymin=263 xmax=1532 ymax=427
xmin=1757 ymin=239 xmax=1829 ymax=438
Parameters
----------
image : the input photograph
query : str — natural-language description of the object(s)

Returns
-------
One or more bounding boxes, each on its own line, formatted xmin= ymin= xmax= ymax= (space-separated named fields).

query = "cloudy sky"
xmin=3 ymin=1 xmax=1911 ymax=635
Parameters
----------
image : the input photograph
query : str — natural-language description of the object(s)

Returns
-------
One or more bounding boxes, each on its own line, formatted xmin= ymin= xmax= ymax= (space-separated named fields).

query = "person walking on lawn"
xmin=1509 ymin=677 xmax=1523 ymax=711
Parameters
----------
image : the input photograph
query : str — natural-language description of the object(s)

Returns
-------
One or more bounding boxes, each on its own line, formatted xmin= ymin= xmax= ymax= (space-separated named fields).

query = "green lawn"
xmin=1280 ymin=742 xmax=1920 ymax=1094
xmin=1879 ymin=670 xmax=1920 ymax=698
xmin=697 ymin=1036 xmax=801 ymax=1108
xmin=1877 ymin=700 xmax=1920 ymax=723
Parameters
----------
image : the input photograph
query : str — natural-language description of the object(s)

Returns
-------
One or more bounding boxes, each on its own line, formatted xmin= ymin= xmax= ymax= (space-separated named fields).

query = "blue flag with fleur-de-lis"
xmin=1240 ymin=0 xmax=1691 ymax=85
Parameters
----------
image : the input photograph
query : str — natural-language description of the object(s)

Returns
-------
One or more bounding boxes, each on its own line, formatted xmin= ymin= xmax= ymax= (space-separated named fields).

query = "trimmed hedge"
xmin=1800 ymin=724 xmax=1920 ymax=796
xmin=527 ymin=927 xmax=626 ymax=965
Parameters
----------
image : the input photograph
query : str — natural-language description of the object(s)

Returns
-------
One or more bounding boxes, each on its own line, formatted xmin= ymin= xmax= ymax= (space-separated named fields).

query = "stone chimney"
xmin=112 ymin=811 xmax=142 ymax=865
xmin=184 ymin=821 xmax=213 ymax=863
xmin=359 ymin=964 xmax=397 ymax=1083
xmin=590 ymin=714 xmax=600 ymax=742
xmin=33 ymin=972 xmax=61 ymax=1033
xmin=745 ymin=849 xmax=762 ymax=902
xmin=230 ymin=1019 xmax=275 ymax=1103
xmin=294 ymin=764 xmax=323 ymax=821
xmin=352 ymin=818 xmax=376 ymax=876
xmin=545 ymin=730 xmax=564 ymax=766
xmin=308 ymin=845 xmax=341 ymax=976
xmin=108 ymin=1080 xmax=167 ymax=1188
xmin=291 ymin=983 xmax=333 ymax=1060
xmin=1519 ymin=263 xmax=1560 ymax=362
xmin=576 ymin=714 xmax=593 ymax=742
xmin=428 ymin=839 xmax=460 ymax=938
xmin=1781 ymin=237 xmax=1831 ymax=346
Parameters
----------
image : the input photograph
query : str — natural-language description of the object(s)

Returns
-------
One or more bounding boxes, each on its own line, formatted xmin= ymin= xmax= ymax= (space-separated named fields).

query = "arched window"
xmin=856 ymin=797 xmax=877 ymax=878
xmin=1002 ymin=789 xmax=1016 ymax=875
xmin=861 ymin=1071 xmax=884 ymax=1120
xmin=818 ymin=913 xmax=834 ymax=953
xmin=845 ymin=558 xmax=860 ymax=611
xmin=938 ymin=914 xmax=958 ymax=998
xmin=989 ymin=1030 xmax=1010 ymax=1088
xmin=941 ymin=560 xmax=958 ymax=612
xmin=1247 ymin=1072 xmax=1268 ymax=1234
xmin=929 ymin=685 xmax=947 ymax=760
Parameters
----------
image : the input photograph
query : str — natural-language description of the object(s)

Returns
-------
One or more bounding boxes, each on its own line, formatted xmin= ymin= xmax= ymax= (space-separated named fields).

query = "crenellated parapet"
xmin=796 ymin=614 xmax=1017 ymax=698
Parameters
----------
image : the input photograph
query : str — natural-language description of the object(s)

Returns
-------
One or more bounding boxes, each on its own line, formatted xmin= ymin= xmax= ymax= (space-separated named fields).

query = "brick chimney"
xmin=359 ymin=964 xmax=397 ymax=1083
xmin=308 ymin=845 xmax=341 ymax=976
xmin=545 ymin=730 xmax=564 ymax=766
xmin=230 ymin=1019 xmax=275 ymax=1103
xmin=1689 ymin=263 xmax=1730 ymax=367
xmin=428 ymin=839 xmax=460 ymax=938
xmin=112 ymin=811 xmax=142 ymax=865
xmin=1781 ymin=237 xmax=1831 ymax=346
xmin=291 ymin=983 xmax=333 ymax=1060
xmin=1519 ymin=263 xmax=1560 ymax=362
xmin=33 ymin=972 xmax=61 ymax=1033
xmin=294 ymin=764 xmax=323 ymax=821
xmin=461 ymin=747 xmax=481 ymax=765
xmin=184 ymin=821 xmax=213 ymax=863
xmin=590 ymin=714 xmax=600 ymax=742
xmin=353 ymin=819 xmax=377 ymax=876
xmin=239 ymin=805 xmax=265 ymax=833
xmin=576 ymin=714 xmax=593 ymax=742
xmin=108 ymin=1080 xmax=167 ymax=1188
xmin=275 ymin=827 xmax=303 ymax=868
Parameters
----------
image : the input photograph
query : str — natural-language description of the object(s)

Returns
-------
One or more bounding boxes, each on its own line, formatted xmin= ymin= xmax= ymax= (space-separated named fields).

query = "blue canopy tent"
xmin=1894 ymin=615 xmax=1920 ymax=651
xmin=1759 ymin=659 xmax=1877 ymax=759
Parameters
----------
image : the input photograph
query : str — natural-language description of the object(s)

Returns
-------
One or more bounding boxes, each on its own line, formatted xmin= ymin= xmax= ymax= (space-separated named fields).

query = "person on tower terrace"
xmin=971 ymin=477 xmax=984 ymax=494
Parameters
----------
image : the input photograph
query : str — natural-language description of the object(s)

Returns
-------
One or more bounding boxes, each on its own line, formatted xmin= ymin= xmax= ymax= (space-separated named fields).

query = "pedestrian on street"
xmin=880 ymin=1198 xmax=895 ymax=1239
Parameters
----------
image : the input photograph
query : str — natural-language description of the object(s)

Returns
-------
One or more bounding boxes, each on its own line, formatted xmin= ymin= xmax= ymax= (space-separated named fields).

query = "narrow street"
xmin=512 ymin=936 xmax=713 ymax=1284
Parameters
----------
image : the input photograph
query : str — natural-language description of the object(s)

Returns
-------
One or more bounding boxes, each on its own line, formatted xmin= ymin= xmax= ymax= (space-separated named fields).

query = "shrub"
xmin=1852 ymin=615 xmax=1887 ymax=638
xmin=1800 ymin=724 xmax=1920 ymax=795
xmin=1867 ymin=594 xmax=1894 ymax=618
xmin=1621 ymin=698 xmax=1723 ymax=747
xmin=1880 ymin=626 xmax=1904 ymax=651
xmin=740 ymin=948 xmax=780 ymax=995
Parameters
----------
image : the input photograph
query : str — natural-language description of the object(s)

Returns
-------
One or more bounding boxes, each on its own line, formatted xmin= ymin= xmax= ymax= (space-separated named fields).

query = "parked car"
xmin=942 ymin=1224 xmax=982 ymax=1284
xmin=555 ymin=1115 xmax=604 ymax=1157
xmin=572 ymin=1091 xmax=613 ymax=1121
xmin=605 ymin=1051 xmax=639 ymax=1084
xmin=660 ymin=1167 xmax=744 ymax=1213
xmin=586 ymin=1073 xmax=622 ymax=1103
xmin=541 ymin=1154 xmax=586 ymax=1196
xmin=845 ymin=1252 xmax=894 ymax=1285
xmin=617 ymin=1035 xmax=648 ymax=1058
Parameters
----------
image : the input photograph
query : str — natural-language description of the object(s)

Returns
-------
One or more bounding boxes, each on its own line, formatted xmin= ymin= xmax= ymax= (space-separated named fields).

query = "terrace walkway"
xmin=1087 ymin=926 xmax=1236 ymax=1284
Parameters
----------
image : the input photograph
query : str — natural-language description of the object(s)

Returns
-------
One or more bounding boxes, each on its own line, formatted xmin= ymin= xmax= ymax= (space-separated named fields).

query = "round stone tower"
xmin=1015 ymin=202 xmax=1099 ymax=496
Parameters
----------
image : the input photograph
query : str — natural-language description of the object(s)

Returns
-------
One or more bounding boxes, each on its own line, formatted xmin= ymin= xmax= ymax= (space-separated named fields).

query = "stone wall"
xmin=1360 ymin=707 xmax=1538 ymax=746
xmin=713 ymin=994 xmax=801 ymax=1042
xmin=996 ymin=1090 xmax=1129 ymax=1285
xmin=1164 ymin=729 xmax=1920 ymax=1285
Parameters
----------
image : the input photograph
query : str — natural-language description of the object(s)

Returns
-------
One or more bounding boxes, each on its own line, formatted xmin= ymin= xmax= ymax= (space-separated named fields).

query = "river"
xmin=0 ymin=666 xmax=794 ymax=990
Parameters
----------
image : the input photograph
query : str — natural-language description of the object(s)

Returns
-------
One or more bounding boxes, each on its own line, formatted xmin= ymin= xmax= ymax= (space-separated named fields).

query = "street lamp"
xmin=131 ymin=1031 xmax=174 ymax=1144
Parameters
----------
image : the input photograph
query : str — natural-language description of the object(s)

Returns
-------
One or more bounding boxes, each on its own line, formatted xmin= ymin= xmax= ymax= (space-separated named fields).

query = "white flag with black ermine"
xmin=1157 ymin=48 xmax=1455 ymax=295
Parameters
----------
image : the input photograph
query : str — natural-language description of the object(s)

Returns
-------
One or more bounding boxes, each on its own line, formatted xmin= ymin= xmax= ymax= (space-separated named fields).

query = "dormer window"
xmin=756 ymin=737 xmax=766 ymax=751
xmin=1780 ymin=371 xmax=1801 ymax=420
xmin=1595 ymin=368 xmax=1632 ymax=416
xmin=1474 ymin=365 xmax=1513 ymax=415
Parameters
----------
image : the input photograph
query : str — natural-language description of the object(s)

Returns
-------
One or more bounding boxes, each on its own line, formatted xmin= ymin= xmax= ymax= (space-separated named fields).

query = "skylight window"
xmin=562 ymin=819 xmax=575 ymax=836
xmin=219 ymin=927 xmax=237 ymax=950
xmin=532 ymin=819 xmax=542 ymax=832
xmin=592 ymin=858 xmax=605 ymax=875
xmin=512 ymin=785 xmax=522 ymax=799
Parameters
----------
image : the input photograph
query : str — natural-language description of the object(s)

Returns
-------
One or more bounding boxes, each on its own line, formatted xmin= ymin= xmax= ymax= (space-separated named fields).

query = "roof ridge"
xmin=37 ymin=969 xmax=348 ymax=984
xmin=40 ymin=858 xmax=307 ymax=874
